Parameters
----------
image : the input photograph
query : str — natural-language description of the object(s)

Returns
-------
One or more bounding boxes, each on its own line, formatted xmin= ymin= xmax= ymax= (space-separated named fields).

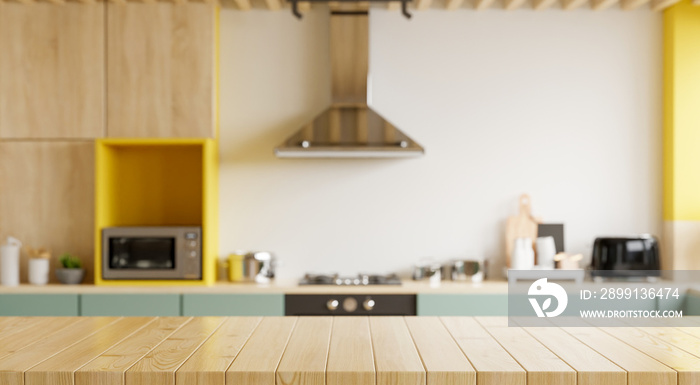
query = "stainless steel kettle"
xmin=243 ymin=252 xmax=276 ymax=283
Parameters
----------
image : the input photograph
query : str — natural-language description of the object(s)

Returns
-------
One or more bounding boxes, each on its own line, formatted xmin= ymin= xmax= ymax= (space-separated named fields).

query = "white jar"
xmin=28 ymin=259 xmax=49 ymax=285
xmin=511 ymin=237 xmax=534 ymax=270
xmin=0 ymin=237 xmax=22 ymax=287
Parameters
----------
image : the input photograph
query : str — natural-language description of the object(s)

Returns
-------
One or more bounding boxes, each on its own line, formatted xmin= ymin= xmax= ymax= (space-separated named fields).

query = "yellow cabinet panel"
xmin=106 ymin=3 xmax=215 ymax=138
xmin=0 ymin=3 xmax=105 ymax=139
xmin=0 ymin=142 xmax=95 ymax=283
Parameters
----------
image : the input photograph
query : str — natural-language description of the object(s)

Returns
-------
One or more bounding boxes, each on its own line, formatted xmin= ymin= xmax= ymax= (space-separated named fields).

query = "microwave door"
xmin=104 ymin=236 xmax=186 ymax=279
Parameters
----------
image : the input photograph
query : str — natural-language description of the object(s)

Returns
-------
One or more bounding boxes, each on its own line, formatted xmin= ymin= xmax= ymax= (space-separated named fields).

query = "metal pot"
xmin=445 ymin=260 xmax=486 ymax=282
xmin=243 ymin=252 xmax=277 ymax=284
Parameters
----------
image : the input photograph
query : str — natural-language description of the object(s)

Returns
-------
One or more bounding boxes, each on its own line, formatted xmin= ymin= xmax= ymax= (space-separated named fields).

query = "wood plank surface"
xmin=0 ymin=142 xmax=95 ymax=283
xmin=176 ymin=317 xmax=261 ymax=385
xmin=600 ymin=326 xmax=700 ymax=385
xmin=405 ymin=317 xmax=475 ymax=385
xmin=326 ymin=317 xmax=375 ymax=385
xmin=524 ymin=327 xmax=626 ymax=385
xmin=0 ymin=317 xmax=77 ymax=358
xmin=25 ymin=317 xmax=154 ymax=385
xmin=0 ymin=2 xmax=104 ymax=139
xmin=106 ymin=2 xmax=214 ymax=138
xmin=0 ymin=317 xmax=119 ymax=385
xmin=476 ymin=320 xmax=576 ymax=385
xmin=369 ymin=317 xmax=426 ymax=385
xmin=441 ymin=317 xmax=526 ymax=385
xmin=277 ymin=317 xmax=333 ymax=385
xmin=226 ymin=317 xmax=297 ymax=385
xmin=75 ymin=317 xmax=192 ymax=385
xmin=125 ymin=317 xmax=225 ymax=385
xmin=563 ymin=327 xmax=678 ymax=385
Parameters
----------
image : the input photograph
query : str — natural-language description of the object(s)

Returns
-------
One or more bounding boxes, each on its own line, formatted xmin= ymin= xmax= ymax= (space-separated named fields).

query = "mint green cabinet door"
xmin=182 ymin=294 xmax=283 ymax=316
xmin=0 ymin=294 xmax=79 ymax=316
xmin=80 ymin=294 xmax=181 ymax=316
xmin=417 ymin=294 xmax=508 ymax=316
xmin=685 ymin=292 xmax=700 ymax=315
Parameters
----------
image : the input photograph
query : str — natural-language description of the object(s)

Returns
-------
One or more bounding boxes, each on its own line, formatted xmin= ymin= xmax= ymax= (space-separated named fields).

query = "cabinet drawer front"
xmin=182 ymin=294 xmax=283 ymax=316
xmin=80 ymin=294 xmax=180 ymax=316
xmin=417 ymin=294 xmax=508 ymax=316
xmin=0 ymin=294 xmax=79 ymax=316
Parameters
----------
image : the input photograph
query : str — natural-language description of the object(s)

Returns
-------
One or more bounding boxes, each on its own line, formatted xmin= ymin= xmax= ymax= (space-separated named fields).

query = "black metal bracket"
xmin=290 ymin=0 xmax=412 ymax=20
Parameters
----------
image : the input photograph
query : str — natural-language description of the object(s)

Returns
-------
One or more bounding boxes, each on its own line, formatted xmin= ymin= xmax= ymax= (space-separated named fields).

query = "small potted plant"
xmin=56 ymin=253 xmax=85 ymax=285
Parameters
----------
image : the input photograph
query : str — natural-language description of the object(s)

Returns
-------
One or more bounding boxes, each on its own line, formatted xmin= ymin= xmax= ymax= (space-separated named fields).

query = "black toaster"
xmin=590 ymin=235 xmax=660 ymax=278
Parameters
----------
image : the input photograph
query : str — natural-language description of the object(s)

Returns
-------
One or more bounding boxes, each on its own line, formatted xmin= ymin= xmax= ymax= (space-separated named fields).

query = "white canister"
xmin=28 ymin=258 xmax=49 ymax=285
xmin=511 ymin=237 xmax=534 ymax=270
xmin=536 ymin=236 xmax=557 ymax=269
xmin=0 ymin=237 xmax=22 ymax=287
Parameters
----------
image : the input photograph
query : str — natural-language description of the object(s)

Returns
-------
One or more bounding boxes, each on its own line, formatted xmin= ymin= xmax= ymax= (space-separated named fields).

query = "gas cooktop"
xmin=299 ymin=273 xmax=402 ymax=286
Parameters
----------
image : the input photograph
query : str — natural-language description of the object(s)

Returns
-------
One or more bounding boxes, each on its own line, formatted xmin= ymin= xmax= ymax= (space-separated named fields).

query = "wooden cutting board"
xmin=505 ymin=194 xmax=541 ymax=268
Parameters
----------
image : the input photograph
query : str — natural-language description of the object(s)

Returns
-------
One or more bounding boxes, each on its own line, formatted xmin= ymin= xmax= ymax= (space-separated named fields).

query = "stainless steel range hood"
xmin=274 ymin=13 xmax=424 ymax=159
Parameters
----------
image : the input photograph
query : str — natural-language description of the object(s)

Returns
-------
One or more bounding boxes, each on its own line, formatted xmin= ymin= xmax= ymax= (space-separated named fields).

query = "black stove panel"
xmin=285 ymin=294 xmax=416 ymax=316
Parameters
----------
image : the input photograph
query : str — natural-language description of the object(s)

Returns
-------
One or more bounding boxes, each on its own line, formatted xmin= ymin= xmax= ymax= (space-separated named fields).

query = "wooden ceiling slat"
xmin=504 ymin=0 xmax=527 ymax=10
xmin=474 ymin=0 xmax=497 ymax=10
xmin=591 ymin=0 xmax=618 ymax=10
xmin=651 ymin=0 xmax=680 ymax=10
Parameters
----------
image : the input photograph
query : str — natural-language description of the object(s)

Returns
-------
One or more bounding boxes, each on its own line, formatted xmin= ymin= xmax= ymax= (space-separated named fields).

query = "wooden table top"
xmin=0 ymin=316 xmax=698 ymax=385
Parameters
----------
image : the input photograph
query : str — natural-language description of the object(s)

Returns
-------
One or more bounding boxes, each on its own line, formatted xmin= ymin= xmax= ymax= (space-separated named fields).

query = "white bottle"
xmin=511 ymin=238 xmax=534 ymax=270
xmin=0 ymin=237 xmax=22 ymax=287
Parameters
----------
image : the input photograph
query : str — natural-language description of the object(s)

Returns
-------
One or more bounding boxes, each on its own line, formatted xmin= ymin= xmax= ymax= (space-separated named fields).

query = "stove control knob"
xmin=363 ymin=298 xmax=375 ymax=311
xmin=327 ymin=299 xmax=339 ymax=311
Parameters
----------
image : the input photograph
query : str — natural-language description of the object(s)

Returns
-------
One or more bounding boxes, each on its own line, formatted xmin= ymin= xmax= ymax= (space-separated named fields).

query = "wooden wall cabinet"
xmin=0 ymin=3 xmax=105 ymax=139
xmin=106 ymin=3 xmax=215 ymax=138
xmin=0 ymin=142 xmax=95 ymax=283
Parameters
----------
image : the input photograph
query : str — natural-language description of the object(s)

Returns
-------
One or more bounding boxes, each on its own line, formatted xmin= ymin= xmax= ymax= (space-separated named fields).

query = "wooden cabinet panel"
xmin=106 ymin=3 xmax=215 ymax=138
xmin=0 ymin=142 xmax=94 ymax=283
xmin=0 ymin=3 xmax=104 ymax=139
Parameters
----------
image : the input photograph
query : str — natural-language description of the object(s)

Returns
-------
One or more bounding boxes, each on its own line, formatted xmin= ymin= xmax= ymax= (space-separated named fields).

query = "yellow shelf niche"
xmin=94 ymin=139 xmax=218 ymax=286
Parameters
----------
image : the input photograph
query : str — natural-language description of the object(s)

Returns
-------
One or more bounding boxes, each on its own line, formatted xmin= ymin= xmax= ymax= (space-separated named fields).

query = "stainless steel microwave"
xmin=102 ymin=226 xmax=202 ymax=280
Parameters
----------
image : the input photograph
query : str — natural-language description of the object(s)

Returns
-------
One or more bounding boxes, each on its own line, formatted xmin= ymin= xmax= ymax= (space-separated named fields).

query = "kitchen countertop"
xmin=0 ymin=316 xmax=697 ymax=385
xmin=0 ymin=279 xmax=509 ymax=294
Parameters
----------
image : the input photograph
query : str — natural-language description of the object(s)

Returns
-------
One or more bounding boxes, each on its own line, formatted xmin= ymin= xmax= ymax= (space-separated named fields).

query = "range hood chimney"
xmin=274 ymin=12 xmax=424 ymax=159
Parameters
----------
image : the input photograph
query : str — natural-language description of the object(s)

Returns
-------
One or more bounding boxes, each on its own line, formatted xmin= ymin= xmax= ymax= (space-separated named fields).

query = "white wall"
xmin=219 ymin=8 xmax=662 ymax=279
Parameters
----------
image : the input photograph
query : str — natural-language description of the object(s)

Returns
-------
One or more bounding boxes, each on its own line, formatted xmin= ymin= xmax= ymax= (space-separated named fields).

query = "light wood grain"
xmin=0 ymin=142 xmax=95 ymax=283
xmin=503 ymin=0 xmax=528 ymax=10
xmin=532 ymin=0 xmax=557 ymax=9
xmin=474 ymin=0 xmax=496 ymax=9
xmin=644 ymin=327 xmax=700 ymax=356
xmin=591 ymin=0 xmax=618 ymax=10
xmin=415 ymin=0 xmax=432 ymax=9
xmin=330 ymin=15 xmax=368 ymax=105
xmin=277 ymin=317 xmax=333 ymax=385
xmin=620 ymin=0 xmax=650 ymax=9
xmin=478 ymin=322 xmax=576 ymax=385
xmin=327 ymin=317 xmax=375 ymax=385
xmin=562 ymin=0 xmax=588 ymax=9
xmin=0 ymin=317 xmax=82 ymax=360
xmin=441 ymin=317 xmax=526 ymax=385
xmin=176 ymin=317 xmax=261 ymax=385
xmin=563 ymin=327 xmax=677 ymax=385
xmin=524 ymin=327 xmax=626 ymax=385
xmin=107 ymin=2 xmax=214 ymax=138
xmin=445 ymin=0 xmax=464 ymax=9
xmin=76 ymin=317 xmax=192 ymax=385
xmin=405 ymin=317 xmax=475 ymax=385
xmin=369 ymin=317 xmax=425 ymax=385
xmin=126 ymin=317 xmax=225 ymax=385
xmin=505 ymin=194 xmax=539 ymax=267
xmin=651 ymin=0 xmax=680 ymax=10
xmin=226 ymin=317 xmax=297 ymax=385
xmin=600 ymin=326 xmax=700 ymax=385
xmin=0 ymin=317 xmax=119 ymax=385
xmin=25 ymin=317 xmax=154 ymax=385
xmin=0 ymin=3 xmax=104 ymax=139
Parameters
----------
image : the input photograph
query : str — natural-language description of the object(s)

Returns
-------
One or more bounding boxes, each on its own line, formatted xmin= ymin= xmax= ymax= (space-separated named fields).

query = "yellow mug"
xmin=227 ymin=253 xmax=244 ymax=282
